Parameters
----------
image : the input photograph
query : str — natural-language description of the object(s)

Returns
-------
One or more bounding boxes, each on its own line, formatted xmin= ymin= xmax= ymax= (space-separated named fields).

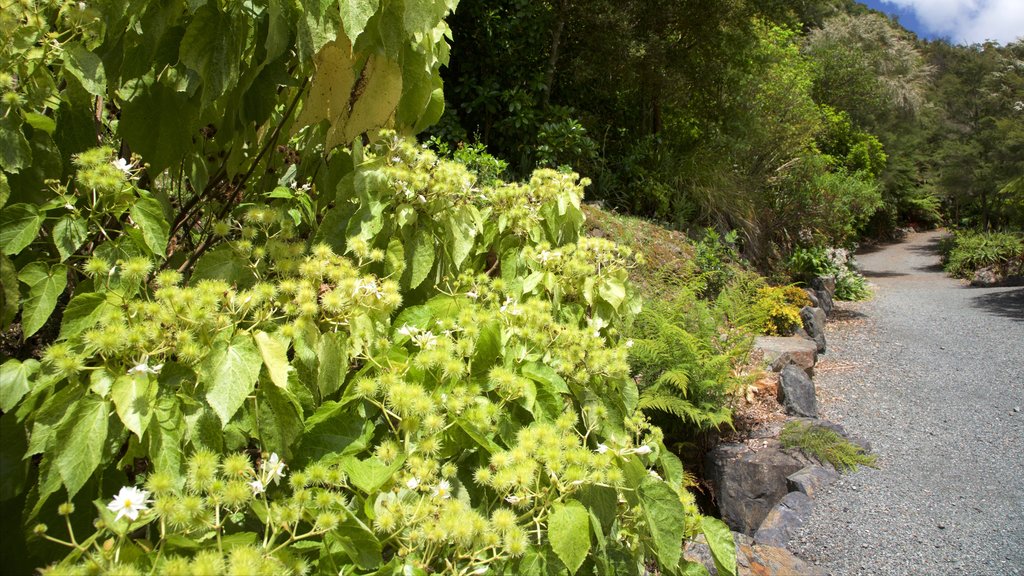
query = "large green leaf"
xmin=0 ymin=253 xmax=19 ymax=329
xmin=339 ymin=0 xmax=380 ymax=43
xmin=0 ymin=411 xmax=29 ymax=501
xmin=52 ymin=215 xmax=89 ymax=262
xmin=179 ymin=4 xmax=243 ymax=103
xmin=58 ymin=292 xmax=110 ymax=340
xmin=330 ymin=515 xmax=383 ymax=570
xmin=129 ymin=192 xmax=170 ymax=256
xmin=119 ymin=78 xmax=200 ymax=176
xmin=406 ymin=226 xmax=434 ymax=289
xmin=63 ymin=43 xmax=107 ymax=97
xmin=0 ymin=203 xmax=45 ymax=255
xmin=148 ymin=395 xmax=184 ymax=479
xmin=316 ymin=331 xmax=347 ymax=398
xmin=0 ymin=115 xmax=31 ymax=173
xmin=701 ymin=516 xmax=737 ymax=576
xmin=0 ymin=358 xmax=39 ymax=412
xmin=54 ymin=396 xmax=109 ymax=498
xmin=18 ymin=263 xmax=68 ymax=338
xmin=191 ymin=244 xmax=255 ymax=287
xmin=294 ymin=402 xmax=372 ymax=465
xmin=0 ymin=172 xmax=8 ymax=208
xmin=257 ymin=382 xmax=303 ymax=459
xmin=254 ymin=330 xmax=291 ymax=389
xmin=111 ymin=373 xmax=156 ymax=439
xmin=638 ymin=477 xmax=687 ymax=570
xmin=341 ymin=455 xmax=403 ymax=494
xmin=202 ymin=333 xmax=263 ymax=426
xmin=548 ymin=500 xmax=591 ymax=574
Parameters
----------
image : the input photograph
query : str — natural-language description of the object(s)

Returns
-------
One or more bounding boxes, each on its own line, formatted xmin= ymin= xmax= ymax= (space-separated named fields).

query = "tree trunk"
xmin=542 ymin=1 xmax=567 ymax=109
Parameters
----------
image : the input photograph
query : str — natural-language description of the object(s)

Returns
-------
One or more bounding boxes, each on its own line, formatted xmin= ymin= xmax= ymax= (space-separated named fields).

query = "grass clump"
xmin=942 ymin=230 xmax=1024 ymax=279
xmin=780 ymin=421 xmax=877 ymax=472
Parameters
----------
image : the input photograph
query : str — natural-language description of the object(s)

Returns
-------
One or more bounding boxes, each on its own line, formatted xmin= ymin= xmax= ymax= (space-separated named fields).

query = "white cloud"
xmin=881 ymin=0 xmax=1024 ymax=44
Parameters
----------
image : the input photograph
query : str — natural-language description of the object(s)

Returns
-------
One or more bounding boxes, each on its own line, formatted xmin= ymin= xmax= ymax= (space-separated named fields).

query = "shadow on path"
xmin=970 ymin=288 xmax=1024 ymax=322
xmin=861 ymin=270 xmax=908 ymax=278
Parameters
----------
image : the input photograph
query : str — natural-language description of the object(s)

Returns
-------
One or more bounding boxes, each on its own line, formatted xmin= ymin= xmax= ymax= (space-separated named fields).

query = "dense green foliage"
xmin=780 ymin=421 xmax=877 ymax=472
xmin=942 ymin=230 xmax=1024 ymax=279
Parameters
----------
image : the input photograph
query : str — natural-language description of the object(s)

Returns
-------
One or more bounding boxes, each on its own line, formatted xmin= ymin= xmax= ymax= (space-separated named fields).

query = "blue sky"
xmin=857 ymin=0 xmax=1024 ymax=45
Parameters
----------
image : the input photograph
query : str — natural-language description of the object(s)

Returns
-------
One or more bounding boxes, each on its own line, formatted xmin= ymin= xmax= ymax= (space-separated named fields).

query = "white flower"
xmin=505 ymin=495 xmax=523 ymax=505
xmin=411 ymin=330 xmax=438 ymax=350
xmin=127 ymin=362 xmax=163 ymax=375
xmin=472 ymin=566 xmax=489 ymax=575
xmin=625 ymin=339 xmax=634 ymax=348
xmin=112 ymin=158 xmax=133 ymax=176
xmin=432 ymin=480 xmax=451 ymax=499
xmin=406 ymin=477 xmax=421 ymax=490
xmin=648 ymin=469 xmax=663 ymax=480
xmin=466 ymin=290 xmax=479 ymax=300
xmin=596 ymin=443 xmax=609 ymax=454
xmin=418 ymin=194 xmax=428 ymax=204
xmin=397 ymin=325 xmax=417 ymax=337
xmin=249 ymin=479 xmax=266 ymax=495
xmin=634 ymin=445 xmax=652 ymax=455
xmin=262 ymin=453 xmax=286 ymax=485
xmin=107 ymin=486 xmax=150 ymax=522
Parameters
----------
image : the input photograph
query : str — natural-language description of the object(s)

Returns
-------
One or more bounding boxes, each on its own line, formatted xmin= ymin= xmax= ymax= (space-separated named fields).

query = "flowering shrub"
xmin=5 ymin=136 xmax=736 ymax=574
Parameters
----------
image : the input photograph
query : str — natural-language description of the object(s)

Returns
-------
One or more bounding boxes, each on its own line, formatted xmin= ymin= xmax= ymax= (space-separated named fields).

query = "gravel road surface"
xmin=790 ymin=230 xmax=1024 ymax=575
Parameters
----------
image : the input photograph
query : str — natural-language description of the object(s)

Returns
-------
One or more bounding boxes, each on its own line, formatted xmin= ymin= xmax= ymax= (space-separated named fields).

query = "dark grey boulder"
xmin=970 ymin=266 xmax=1002 ymax=287
xmin=786 ymin=465 xmax=839 ymax=498
xmin=704 ymin=441 xmax=807 ymax=534
xmin=753 ymin=336 xmax=817 ymax=374
xmin=753 ymin=491 xmax=814 ymax=547
xmin=800 ymin=306 xmax=827 ymax=353
xmin=778 ymin=364 xmax=817 ymax=417
xmin=804 ymin=288 xmax=820 ymax=308
xmin=811 ymin=276 xmax=836 ymax=297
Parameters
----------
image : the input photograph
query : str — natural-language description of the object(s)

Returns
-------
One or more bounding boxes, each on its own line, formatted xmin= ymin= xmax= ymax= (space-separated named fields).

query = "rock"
xmin=811 ymin=276 xmax=836 ymax=297
xmin=970 ymin=266 xmax=1002 ymax=287
xmin=804 ymin=289 xmax=819 ymax=308
xmin=685 ymin=531 xmax=827 ymax=576
xmin=753 ymin=491 xmax=814 ymax=547
xmin=778 ymin=364 xmax=817 ymax=417
xmin=753 ymin=336 xmax=818 ymax=374
xmin=815 ymin=287 xmax=834 ymax=317
xmin=786 ymin=465 xmax=839 ymax=498
xmin=705 ymin=441 xmax=807 ymax=534
xmin=800 ymin=306 xmax=827 ymax=353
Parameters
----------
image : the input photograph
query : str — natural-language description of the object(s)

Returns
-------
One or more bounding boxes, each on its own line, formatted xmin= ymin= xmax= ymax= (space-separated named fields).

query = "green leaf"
xmin=638 ymin=477 xmax=687 ymax=570
xmin=295 ymin=402 xmax=372 ymax=465
xmin=317 ymin=331 xmax=347 ymax=398
xmin=339 ymin=0 xmax=380 ymax=43
xmin=191 ymin=245 xmax=255 ymax=287
xmin=54 ymin=397 xmax=109 ymax=498
xmin=257 ymin=382 xmax=304 ymax=458
xmin=0 ymin=411 xmax=29 ymax=501
xmin=522 ymin=271 xmax=544 ymax=294
xmin=111 ymin=373 xmax=156 ymax=439
xmin=119 ymin=78 xmax=200 ymax=176
xmin=18 ymin=263 xmax=68 ymax=338
xmin=52 ymin=214 xmax=89 ymax=262
xmin=329 ymin=515 xmax=383 ymax=570
xmin=63 ymin=43 xmax=107 ymax=96
xmin=341 ymin=456 xmax=403 ymax=494
xmin=597 ymin=277 xmax=627 ymax=310
xmin=179 ymin=4 xmax=242 ymax=103
xmin=0 ymin=253 xmax=16 ymax=328
xmin=0 ymin=114 xmax=31 ymax=173
xmin=58 ymin=292 xmax=110 ymax=340
xmin=202 ymin=333 xmax=262 ymax=426
xmin=406 ymin=226 xmax=435 ymax=289
xmin=129 ymin=192 xmax=170 ymax=257
xmin=148 ymin=395 xmax=184 ymax=479
xmin=0 ymin=172 xmax=9 ymax=209
xmin=521 ymin=362 xmax=570 ymax=394
xmin=0 ymin=358 xmax=39 ymax=412
xmin=0 ymin=203 xmax=45 ymax=255
xmin=255 ymin=330 xmax=291 ymax=389
xmin=548 ymin=500 xmax=591 ymax=574
xmin=701 ymin=516 xmax=737 ymax=576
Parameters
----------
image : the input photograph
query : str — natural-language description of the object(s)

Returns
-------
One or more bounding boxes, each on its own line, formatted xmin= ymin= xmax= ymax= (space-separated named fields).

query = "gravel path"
xmin=790 ymin=230 xmax=1024 ymax=575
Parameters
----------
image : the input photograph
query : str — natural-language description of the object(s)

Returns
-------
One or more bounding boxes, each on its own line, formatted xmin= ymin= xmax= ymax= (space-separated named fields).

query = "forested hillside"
xmin=432 ymin=0 xmax=1023 ymax=267
xmin=0 ymin=1 xmax=1020 ymax=574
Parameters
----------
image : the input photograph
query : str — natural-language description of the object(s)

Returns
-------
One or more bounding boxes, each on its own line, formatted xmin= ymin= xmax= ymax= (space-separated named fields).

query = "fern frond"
xmin=656 ymin=369 xmax=690 ymax=397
